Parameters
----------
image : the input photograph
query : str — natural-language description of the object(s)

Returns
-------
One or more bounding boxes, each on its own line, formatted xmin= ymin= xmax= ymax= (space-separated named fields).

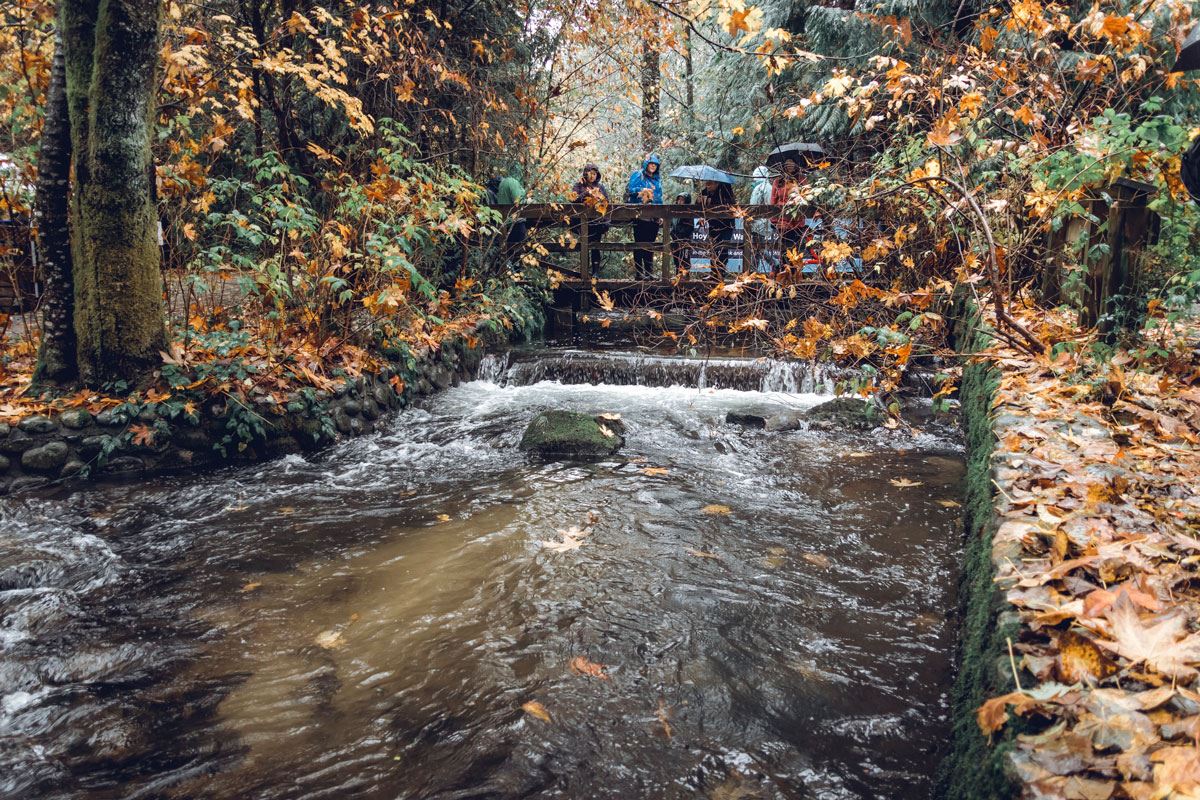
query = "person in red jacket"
xmin=770 ymin=157 xmax=807 ymax=268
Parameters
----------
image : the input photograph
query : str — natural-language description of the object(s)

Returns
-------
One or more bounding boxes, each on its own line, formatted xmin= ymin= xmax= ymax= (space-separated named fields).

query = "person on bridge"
xmin=625 ymin=154 xmax=663 ymax=280
xmin=485 ymin=173 xmax=527 ymax=254
xmin=770 ymin=158 xmax=807 ymax=268
xmin=699 ymin=179 xmax=735 ymax=273
xmin=569 ymin=164 xmax=611 ymax=273
xmin=748 ymin=165 xmax=775 ymax=272
xmin=670 ymin=192 xmax=694 ymax=273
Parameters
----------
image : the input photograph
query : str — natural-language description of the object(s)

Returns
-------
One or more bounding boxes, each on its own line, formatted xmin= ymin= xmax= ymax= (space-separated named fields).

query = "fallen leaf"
xmin=129 ymin=424 xmax=156 ymax=447
xmin=1057 ymin=630 xmax=1119 ymax=684
xmin=937 ymin=499 xmax=962 ymax=508
xmin=541 ymin=537 xmax=584 ymax=552
xmin=240 ymin=581 xmax=262 ymax=593
xmin=890 ymin=477 xmax=924 ymax=488
xmin=977 ymin=691 xmax=1038 ymax=734
xmin=436 ymin=514 xmax=451 ymax=522
xmin=803 ymin=553 xmax=831 ymax=568
xmin=643 ymin=467 xmax=669 ymax=477
xmin=314 ymin=630 xmax=344 ymax=649
xmin=702 ymin=504 xmax=732 ymax=515
xmin=656 ymin=698 xmax=672 ymax=739
xmin=846 ymin=451 xmax=872 ymax=458
xmin=569 ymin=656 xmax=609 ymax=679
xmin=687 ymin=549 xmax=720 ymax=559
xmin=1100 ymin=602 xmax=1200 ymax=680
xmin=540 ymin=525 xmax=591 ymax=552
xmin=522 ymin=700 xmax=552 ymax=722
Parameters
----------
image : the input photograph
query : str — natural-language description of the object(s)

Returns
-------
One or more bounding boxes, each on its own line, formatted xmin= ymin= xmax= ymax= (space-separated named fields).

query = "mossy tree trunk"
xmin=32 ymin=31 xmax=77 ymax=387
xmin=61 ymin=0 xmax=167 ymax=386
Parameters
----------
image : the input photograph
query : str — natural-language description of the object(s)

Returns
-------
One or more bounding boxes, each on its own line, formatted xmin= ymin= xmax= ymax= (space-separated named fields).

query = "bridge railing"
xmin=488 ymin=203 xmax=877 ymax=283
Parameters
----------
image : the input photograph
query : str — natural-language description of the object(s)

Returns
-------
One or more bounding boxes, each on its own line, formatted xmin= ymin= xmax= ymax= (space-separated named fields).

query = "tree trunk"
xmin=640 ymin=36 xmax=660 ymax=153
xmin=62 ymin=0 xmax=167 ymax=386
xmin=32 ymin=31 xmax=77 ymax=387
xmin=683 ymin=24 xmax=695 ymax=139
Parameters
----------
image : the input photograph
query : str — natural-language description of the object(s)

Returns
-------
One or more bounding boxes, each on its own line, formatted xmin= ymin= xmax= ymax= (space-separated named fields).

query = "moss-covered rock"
xmin=804 ymin=397 xmax=878 ymax=431
xmin=519 ymin=411 xmax=624 ymax=458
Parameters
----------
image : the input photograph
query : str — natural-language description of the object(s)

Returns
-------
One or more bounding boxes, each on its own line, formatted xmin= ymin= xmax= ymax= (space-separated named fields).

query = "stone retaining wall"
xmin=0 ymin=316 xmax=536 ymax=495
xmin=936 ymin=308 xmax=1020 ymax=799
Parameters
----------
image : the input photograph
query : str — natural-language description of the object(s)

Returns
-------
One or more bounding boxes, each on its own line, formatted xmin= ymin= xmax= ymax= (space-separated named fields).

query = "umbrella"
xmin=765 ymin=142 xmax=825 ymax=168
xmin=669 ymin=165 xmax=735 ymax=184
xmin=1175 ymin=23 xmax=1200 ymax=72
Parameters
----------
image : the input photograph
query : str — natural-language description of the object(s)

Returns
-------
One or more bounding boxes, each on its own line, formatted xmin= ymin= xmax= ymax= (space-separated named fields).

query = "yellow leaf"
xmin=569 ymin=656 xmax=609 ymax=680
xmin=702 ymin=504 xmax=732 ymax=515
xmin=240 ymin=581 xmax=262 ymax=593
xmin=803 ymin=553 xmax=831 ymax=568
xmin=314 ymin=629 xmax=344 ymax=649
xmin=889 ymin=478 xmax=923 ymax=488
xmin=436 ymin=513 xmax=451 ymax=522
xmin=937 ymin=499 xmax=962 ymax=508
xmin=687 ymin=549 xmax=721 ymax=559
xmin=643 ymin=467 xmax=669 ymax=476
xmin=522 ymin=700 xmax=551 ymax=722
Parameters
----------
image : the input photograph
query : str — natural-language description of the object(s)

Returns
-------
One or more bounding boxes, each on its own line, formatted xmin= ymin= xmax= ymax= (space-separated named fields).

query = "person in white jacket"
xmin=748 ymin=165 xmax=776 ymax=272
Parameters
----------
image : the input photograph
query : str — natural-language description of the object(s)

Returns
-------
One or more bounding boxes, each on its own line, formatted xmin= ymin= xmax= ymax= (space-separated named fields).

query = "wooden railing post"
xmin=742 ymin=211 xmax=753 ymax=274
xmin=580 ymin=214 xmax=590 ymax=284
xmin=660 ymin=210 xmax=671 ymax=281
xmin=1082 ymin=179 xmax=1156 ymax=333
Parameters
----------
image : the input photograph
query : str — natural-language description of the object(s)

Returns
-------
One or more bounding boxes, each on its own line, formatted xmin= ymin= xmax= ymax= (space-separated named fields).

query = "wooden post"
xmin=580 ymin=214 xmax=590 ymax=283
xmin=660 ymin=210 xmax=671 ymax=281
xmin=1100 ymin=179 xmax=1155 ymax=338
xmin=1083 ymin=179 xmax=1156 ymax=332
xmin=742 ymin=212 xmax=754 ymax=274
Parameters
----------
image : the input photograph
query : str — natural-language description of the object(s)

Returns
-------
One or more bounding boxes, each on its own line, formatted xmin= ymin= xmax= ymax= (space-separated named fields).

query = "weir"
xmin=478 ymin=349 xmax=845 ymax=393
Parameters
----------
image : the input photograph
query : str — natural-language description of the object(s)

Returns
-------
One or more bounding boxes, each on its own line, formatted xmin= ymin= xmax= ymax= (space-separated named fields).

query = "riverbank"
xmin=941 ymin=308 xmax=1200 ymax=798
xmin=0 ymin=301 xmax=545 ymax=494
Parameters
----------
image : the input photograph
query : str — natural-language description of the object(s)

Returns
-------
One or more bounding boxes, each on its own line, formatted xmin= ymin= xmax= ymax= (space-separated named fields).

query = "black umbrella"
xmin=765 ymin=142 xmax=826 ymax=168
xmin=1175 ymin=23 xmax=1200 ymax=72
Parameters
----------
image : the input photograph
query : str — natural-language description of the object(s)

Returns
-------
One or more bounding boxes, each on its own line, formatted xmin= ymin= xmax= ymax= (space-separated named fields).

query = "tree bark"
xmin=32 ymin=31 xmax=77 ymax=387
xmin=62 ymin=0 xmax=167 ymax=386
xmin=640 ymin=35 xmax=660 ymax=153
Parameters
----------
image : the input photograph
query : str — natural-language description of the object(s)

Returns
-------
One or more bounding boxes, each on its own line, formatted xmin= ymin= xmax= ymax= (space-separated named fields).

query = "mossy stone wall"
xmin=936 ymin=311 xmax=1020 ymax=799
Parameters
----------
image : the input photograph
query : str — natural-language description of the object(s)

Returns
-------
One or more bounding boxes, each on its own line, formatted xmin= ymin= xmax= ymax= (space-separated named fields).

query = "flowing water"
xmin=0 ymin=349 xmax=964 ymax=800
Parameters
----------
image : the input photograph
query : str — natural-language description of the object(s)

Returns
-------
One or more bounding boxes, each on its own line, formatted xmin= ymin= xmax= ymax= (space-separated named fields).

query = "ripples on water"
xmin=0 ymin=351 xmax=964 ymax=799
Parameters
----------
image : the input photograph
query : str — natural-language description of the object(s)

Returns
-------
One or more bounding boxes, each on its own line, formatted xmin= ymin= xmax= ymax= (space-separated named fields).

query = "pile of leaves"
xmin=975 ymin=306 xmax=1200 ymax=798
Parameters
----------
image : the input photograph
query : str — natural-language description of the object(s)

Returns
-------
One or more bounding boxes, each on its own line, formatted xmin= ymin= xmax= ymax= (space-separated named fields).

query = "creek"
xmin=1 ymin=348 xmax=964 ymax=799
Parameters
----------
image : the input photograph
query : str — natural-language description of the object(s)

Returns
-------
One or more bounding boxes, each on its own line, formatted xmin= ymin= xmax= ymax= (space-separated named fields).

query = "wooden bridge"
xmin=490 ymin=202 xmax=832 ymax=285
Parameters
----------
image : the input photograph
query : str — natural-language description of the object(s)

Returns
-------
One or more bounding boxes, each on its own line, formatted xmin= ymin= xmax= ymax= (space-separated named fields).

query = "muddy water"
xmin=0 ymin=351 xmax=964 ymax=799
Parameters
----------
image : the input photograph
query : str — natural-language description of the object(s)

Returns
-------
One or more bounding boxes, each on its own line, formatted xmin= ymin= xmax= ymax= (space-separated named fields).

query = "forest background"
xmin=0 ymin=0 xmax=1197 ymax=412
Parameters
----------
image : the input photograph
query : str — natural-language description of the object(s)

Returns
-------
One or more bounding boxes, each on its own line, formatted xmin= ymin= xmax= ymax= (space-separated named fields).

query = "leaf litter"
xmin=972 ymin=309 xmax=1200 ymax=798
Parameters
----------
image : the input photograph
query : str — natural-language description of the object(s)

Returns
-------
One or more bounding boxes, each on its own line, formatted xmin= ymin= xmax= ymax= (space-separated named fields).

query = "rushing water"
xmin=0 ymin=349 xmax=964 ymax=800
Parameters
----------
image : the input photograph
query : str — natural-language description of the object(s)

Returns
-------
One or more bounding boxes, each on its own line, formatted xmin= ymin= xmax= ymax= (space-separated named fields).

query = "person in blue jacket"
xmin=625 ymin=154 xmax=663 ymax=279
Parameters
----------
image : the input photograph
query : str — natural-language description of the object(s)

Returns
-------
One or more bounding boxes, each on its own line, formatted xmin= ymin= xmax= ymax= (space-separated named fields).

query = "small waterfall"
xmin=477 ymin=349 xmax=839 ymax=393
xmin=475 ymin=352 xmax=510 ymax=384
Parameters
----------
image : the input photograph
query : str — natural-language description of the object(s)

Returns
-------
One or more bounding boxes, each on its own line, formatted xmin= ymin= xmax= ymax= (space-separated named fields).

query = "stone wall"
xmin=0 ymin=316 xmax=534 ymax=495
xmin=936 ymin=307 xmax=1020 ymax=800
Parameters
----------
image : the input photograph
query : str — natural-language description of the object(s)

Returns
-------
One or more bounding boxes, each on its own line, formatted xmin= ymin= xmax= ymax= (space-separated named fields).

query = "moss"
xmin=518 ymin=411 xmax=623 ymax=458
xmin=61 ymin=0 xmax=167 ymax=387
xmin=935 ymin=304 xmax=1021 ymax=800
